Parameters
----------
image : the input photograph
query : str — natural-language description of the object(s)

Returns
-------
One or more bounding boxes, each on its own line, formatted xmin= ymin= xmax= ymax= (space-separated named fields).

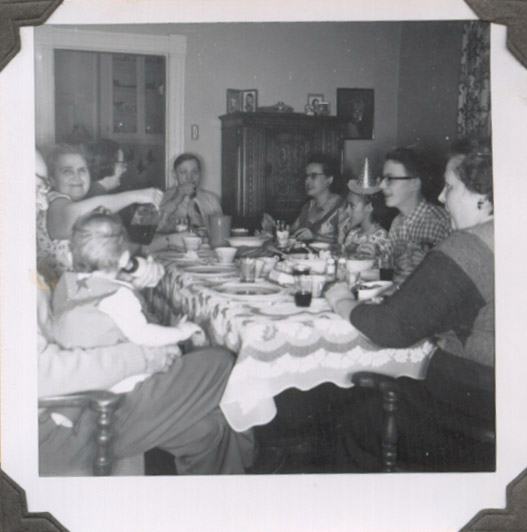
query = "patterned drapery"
xmin=457 ymin=22 xmax=491 ymax=137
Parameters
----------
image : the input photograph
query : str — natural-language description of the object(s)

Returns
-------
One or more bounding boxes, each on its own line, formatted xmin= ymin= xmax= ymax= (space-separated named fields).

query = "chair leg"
xmin=379 ymin=385 xmax=399 ymax=472
xmin=89 ymin=392 xmax=123 ymax=476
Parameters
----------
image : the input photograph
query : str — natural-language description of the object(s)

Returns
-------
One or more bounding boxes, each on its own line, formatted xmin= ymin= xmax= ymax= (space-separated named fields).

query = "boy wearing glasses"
xmin=380 ymin=148 xmax=451 ymax=283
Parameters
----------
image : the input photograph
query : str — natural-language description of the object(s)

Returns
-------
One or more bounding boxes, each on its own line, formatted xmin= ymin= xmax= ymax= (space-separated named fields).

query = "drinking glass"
xmin=129 ymin=204 xmax=160 ymax=245
xmin=240 ymin=258 xmax=256 ymax=282
xmin=378 ymin=253 xmax=394 ymax=281
xmin=293 ymin=266 xmax=312 ymax=307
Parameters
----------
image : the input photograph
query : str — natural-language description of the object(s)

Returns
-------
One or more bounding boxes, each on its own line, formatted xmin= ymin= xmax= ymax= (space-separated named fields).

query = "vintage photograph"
xmin=7 ymin=1 xmax=527 ymax=527
xmin=227 ymin=88 xmax=242 ymax=113
xmin=307 ymin=92 xmax=324 ymax=108
xmin=31 ymin=19 xmax=495 ymax=481
xmin=242 ymin=89 xmax=258 ymax=112
xmin=337 ymin=88 xmax=375 ymax=139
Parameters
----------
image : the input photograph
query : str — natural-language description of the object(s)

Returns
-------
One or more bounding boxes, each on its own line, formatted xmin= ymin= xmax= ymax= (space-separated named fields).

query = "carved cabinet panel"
xmin=220 ymin=112 xmax=346 ymax=230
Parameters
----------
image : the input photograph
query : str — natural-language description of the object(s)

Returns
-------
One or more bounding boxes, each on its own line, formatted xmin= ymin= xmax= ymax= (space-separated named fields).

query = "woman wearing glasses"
xmin=380 ymin=147 xmax=451 ymax=283
xmin=262 ymin=154 xmax=350 ymax=244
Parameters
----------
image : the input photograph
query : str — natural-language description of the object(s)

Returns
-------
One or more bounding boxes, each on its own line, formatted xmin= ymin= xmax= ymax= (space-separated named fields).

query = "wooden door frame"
xmin=34 ymin=26 xmax=186 ymax=188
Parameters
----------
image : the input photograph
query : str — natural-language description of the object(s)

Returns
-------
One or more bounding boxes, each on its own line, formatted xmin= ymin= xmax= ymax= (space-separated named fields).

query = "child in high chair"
xmin=51 ymin=208 xmax=204 ymax=352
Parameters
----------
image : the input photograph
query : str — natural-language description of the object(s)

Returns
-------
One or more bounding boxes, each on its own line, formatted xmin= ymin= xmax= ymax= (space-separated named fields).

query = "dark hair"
xmin=84 ymin=139 xmax=121 ymax=181
xmin=449 ymin=138 xmax=493 ymax=205
xmin=70 ymin=208 xmax=129 ymax=273
xmin=352 ymin=191 xmax=397 ymax=231
xmin=384 ymin=147 xmax=435 ymax=201
xmin=46 ymin=144 xmax=87 ymax=181
xmin=306 ymin=154 xmax=344 ymax=194
xmin=173 ymin=152 xmax=201 ymax=172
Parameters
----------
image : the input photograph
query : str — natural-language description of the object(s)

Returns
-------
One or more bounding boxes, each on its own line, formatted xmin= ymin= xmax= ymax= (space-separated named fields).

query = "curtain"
xmin=457 ymin=22 xmax=491 ymax=137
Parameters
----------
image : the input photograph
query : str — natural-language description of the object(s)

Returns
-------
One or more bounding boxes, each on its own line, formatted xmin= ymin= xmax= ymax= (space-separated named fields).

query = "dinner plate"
xmin=212 ymin=282 xmax=285 ymax=301
xmin=182 ymin=264 xmax=238 ymax=277
xmin=227 ymin=236 xmax=267 ymax=248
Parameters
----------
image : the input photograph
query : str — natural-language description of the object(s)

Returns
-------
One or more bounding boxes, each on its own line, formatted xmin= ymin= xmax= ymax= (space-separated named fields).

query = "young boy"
xmin=51 ymin=208 xmax=204 ymax=353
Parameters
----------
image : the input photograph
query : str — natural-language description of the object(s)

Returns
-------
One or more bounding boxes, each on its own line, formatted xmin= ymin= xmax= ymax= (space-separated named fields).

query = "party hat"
xmin=348 ymin=157 xmax=381 ymax=194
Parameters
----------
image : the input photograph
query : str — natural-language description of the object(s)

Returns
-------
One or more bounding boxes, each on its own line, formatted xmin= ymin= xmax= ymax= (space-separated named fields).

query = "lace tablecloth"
xmin=147 ymin=260 xmax=435 ymax=431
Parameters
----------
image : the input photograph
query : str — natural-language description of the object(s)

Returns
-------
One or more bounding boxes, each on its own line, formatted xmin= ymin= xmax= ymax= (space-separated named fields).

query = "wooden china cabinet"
xmin=219 ymin=112 xmax=347 ymax=230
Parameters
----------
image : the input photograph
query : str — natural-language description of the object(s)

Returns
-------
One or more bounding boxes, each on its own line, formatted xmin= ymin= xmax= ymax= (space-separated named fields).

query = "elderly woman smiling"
xmin=37 ymin=144 xmax=163 ymax=278
xmin=326 ymin=138 xmax=495 ymax=472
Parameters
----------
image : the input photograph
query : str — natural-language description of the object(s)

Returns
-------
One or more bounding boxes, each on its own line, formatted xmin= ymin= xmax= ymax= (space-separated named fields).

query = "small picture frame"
xmin=315 ymin=102 xmax=330 ymax=116
xmin=337 ymin=88 xmax=375 ymax=140
xmin=242 ymin=89 xmax=258 ymax=112
xmin=226 ymin=89 xmax=242 ymax=113
xmin=307 ymin=93 xmax=324 ymax=108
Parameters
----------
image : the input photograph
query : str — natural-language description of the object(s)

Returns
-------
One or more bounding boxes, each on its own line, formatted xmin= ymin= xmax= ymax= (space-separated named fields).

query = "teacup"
xmin=183 ymin=235 xmax=201 ymax=252
xmin=215 ymin=246 xmax=237 ymax=264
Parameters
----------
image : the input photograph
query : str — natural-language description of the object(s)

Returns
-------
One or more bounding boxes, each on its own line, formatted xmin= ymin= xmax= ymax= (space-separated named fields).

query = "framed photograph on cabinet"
xmin=226 ymin=89 xmax=242 ymax=113
xmin=316 ymin=102 xmax=330 ymax=116
xmin=242 ymin=89 xmax=258 ymax=112
xmin=337 ymin=88 xmax=375 ymax=139
xmin=307 ymin=93 xmax=324 ymax=108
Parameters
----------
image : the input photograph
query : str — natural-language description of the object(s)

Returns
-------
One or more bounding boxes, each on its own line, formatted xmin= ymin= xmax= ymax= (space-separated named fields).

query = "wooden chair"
xmin=39 ymin=390 xmax=123 ymax=476
xmin=351 ymin=371 xmax=495 ymax=472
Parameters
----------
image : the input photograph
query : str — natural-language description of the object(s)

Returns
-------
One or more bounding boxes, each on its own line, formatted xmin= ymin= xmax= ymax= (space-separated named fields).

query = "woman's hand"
xmin=324 ymin=282 xmax=358 ymax=319
xmin=142 ymin=344 xmax=181 ymax=373
xmin=135 ymin=188 xmax=164 ymax=209
xmin=294 ymin=227 xmax=314 ymax=241
xmin=356 ymin=242 xmax=377 ymax=257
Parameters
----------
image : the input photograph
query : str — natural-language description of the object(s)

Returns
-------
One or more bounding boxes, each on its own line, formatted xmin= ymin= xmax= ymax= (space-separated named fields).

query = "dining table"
xmin=145 ymin=247 xmax=436 ymax=433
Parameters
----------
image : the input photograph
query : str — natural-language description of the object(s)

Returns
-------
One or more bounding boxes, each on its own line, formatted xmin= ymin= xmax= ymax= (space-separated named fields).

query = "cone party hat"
xmin=348 ymin=157 xmax=381 ymax=194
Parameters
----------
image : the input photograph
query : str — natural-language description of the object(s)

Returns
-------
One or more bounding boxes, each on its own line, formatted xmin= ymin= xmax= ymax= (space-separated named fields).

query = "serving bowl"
xmin=346 ymin=257 xmax=375 ymax=273
xmin=227 ymin=236 xmax=267 ymax=248
xmin=291 ymin=258 xmax=327 ymax=274
xmin=231 ymin=228 xmax=250 ymax=237
xmin=309 ymin=242 xmax=331 ymax=251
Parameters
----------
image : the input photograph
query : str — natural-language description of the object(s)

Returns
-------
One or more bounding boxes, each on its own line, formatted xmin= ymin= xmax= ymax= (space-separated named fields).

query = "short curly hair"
xmin=449 ymin=138 xmax=493 ymax=205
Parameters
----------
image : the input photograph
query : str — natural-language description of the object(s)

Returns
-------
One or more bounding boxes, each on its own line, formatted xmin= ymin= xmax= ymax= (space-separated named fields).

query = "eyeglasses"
xmin=381 ymin=175 xmax=416 ymax=184
xmin=305 ymin=172 xmax=326 ymax=179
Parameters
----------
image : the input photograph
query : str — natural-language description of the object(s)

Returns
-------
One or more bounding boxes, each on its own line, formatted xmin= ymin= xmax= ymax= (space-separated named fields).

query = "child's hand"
xmin=142 ymin=344 xmax=181 ymax=373
xmin=190 ymin=329 xmax=208 ymax=347
xmin=177 ymin=321 xmax=203 ymax=341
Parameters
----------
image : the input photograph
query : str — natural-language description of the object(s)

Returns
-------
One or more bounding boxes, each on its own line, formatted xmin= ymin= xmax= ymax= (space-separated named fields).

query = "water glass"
xmin=240 ymin=258 xmax=256 ymax=282
xmin=293 ymin=266 xmax=312 ymax=307
xmin=378 ymin=253 xmax=394 ymax=281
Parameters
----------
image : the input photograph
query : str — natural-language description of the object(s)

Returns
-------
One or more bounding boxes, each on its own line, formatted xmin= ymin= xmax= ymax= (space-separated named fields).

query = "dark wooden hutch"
xmin=220 ymin=112 xmax=347 ymax=230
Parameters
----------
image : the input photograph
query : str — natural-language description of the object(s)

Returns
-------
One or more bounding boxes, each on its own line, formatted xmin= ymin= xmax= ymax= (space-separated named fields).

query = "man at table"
xmin=380 ymin=147 xmax=451 ymax=283
xmin=157 ymin=153 xmax=222 ymax=234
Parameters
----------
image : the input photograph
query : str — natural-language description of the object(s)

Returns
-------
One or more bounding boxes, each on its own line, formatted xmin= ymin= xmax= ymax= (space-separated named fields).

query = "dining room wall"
xmin=178 ymin=21 xmax=403 ymax=195
xmin=395 ymin=20 xmax=465 ymax=199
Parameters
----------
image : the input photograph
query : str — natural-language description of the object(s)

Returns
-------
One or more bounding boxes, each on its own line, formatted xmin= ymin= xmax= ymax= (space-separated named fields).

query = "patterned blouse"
xmin=292 ymin=193 xmax=350 ymax=244
xmin=36 ymin=191 xmax=72 ymax=283
xmin=341 ymin=224 xmax=391 ymax=257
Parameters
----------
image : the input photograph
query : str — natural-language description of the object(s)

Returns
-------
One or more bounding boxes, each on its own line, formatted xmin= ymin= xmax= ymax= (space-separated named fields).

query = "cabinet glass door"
xmin=112 ymin=54 xmax=138 ymax=134
xmin=144 ymin=56 xmax=165 ymax=135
